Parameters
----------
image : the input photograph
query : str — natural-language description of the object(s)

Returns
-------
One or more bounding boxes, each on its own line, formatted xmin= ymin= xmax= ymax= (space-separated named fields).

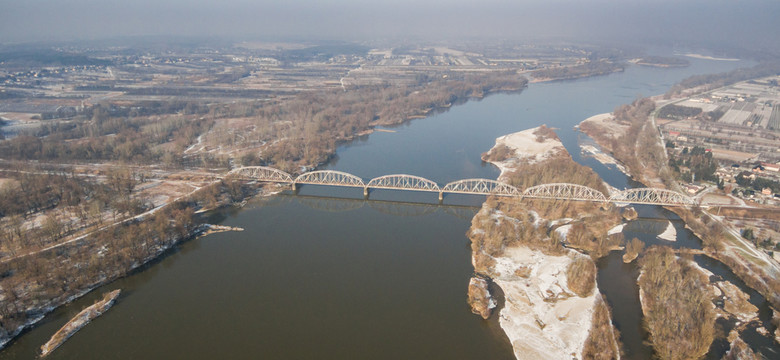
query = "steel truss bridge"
xmin=228 ymin=166 xmax=695 ymax=207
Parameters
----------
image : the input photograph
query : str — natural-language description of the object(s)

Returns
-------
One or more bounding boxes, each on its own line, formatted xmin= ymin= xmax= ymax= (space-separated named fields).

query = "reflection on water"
xmin=1 ymin=196 xmax=515 ymax=360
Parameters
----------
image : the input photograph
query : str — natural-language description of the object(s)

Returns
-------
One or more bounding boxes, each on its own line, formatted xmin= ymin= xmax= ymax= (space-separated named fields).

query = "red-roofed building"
xmin=760 ymin=162 xmax=779 ymax=172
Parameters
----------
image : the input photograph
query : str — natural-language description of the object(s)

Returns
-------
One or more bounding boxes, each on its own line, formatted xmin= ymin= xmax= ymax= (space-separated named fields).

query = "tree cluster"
xmin=0 ymin=201 xmax=195 ymax=341
xmin=665 ymin=62 xmax=780 ymax=98
xmin=532 ymin=60 xmax=624 ymax=80
xmin=735 ymin=172 xmax=780 ymax=193
xmin=669 ymin=146 xmax=719 ymax=183
xmin=639 ymin=246 xmax=715 ymax=360
xmin=657 ymin=104 xmax=702 ymax=120
xmin=0 ymin=102 xmax=214 ymax=165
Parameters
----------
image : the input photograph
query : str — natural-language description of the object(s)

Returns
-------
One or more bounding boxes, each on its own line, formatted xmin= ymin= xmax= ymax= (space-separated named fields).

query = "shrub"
xmin=566 ymin=256 xmax=596 ymax=297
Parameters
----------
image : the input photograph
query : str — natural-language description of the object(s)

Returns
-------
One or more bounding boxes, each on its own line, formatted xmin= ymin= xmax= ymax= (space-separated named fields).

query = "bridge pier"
xmin=291 ymin=182 xmax=296 ymax=192
xmin=363 ymin=186 xmax=369 ymax=198
xmin=438 ymin=191 xmax=443 ymax=202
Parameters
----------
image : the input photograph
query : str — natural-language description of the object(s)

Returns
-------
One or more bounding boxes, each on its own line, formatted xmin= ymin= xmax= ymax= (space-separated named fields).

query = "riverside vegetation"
xmin=579 ymin=67 xmax=780 ymax=358
xmin=638 ymin=247 xmax=716 ymax=360
xmin=0 ymin=69 xmax=528 ymax=348
xmin=0 ymin=178 xmax=257 ymax=347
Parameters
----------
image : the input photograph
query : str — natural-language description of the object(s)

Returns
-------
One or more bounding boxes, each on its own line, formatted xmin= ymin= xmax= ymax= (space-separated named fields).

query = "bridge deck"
xmin=228 ymin=167 xmax=694 ymax=207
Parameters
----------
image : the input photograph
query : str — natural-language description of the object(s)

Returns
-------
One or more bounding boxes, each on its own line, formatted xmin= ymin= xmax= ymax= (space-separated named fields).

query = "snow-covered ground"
xmin=580 ymin=144 xmax=629 ymax=175
xmin=476 ymin=126 xmax=607 ymax=359
xmin=491 ymin=247 xmax=598 ymax=359
xmin=484 ymin=126 xmax=566 ymax=182
xmin=657 ymin=221 xmax=677 ymax=241
xmin=608 ymin=224 xmax=625 ymax=236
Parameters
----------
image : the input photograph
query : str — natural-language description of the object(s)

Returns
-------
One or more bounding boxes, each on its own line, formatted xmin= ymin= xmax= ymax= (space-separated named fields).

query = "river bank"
xmin=577 ymin=98 xmax=780 ymax=357
xmin=0 ymin=182 xmax=262 ymax=350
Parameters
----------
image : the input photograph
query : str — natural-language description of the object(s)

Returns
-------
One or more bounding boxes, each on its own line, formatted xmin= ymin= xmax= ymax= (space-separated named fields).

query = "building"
xmin=760 ymin=162 xmax=780 ymax=173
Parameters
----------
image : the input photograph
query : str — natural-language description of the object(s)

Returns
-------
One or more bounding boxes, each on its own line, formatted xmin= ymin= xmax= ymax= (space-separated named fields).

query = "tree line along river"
xmin=2 ymin=52 xmax=769 ymax=359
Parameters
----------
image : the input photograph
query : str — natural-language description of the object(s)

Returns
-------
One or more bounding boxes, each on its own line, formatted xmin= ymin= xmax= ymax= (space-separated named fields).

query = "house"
xmin=760 ymin=162 xmax=780 ymax=173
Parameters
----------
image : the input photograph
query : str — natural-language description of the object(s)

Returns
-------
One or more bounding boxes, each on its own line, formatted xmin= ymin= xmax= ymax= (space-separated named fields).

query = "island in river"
xmin=472 ymin=120 xmax=775 ymax=359
xmin=468 ymin=126 xmax=624 ymax=359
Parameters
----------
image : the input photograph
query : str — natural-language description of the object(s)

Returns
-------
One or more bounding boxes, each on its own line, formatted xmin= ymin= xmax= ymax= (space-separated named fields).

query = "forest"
xmin=639 ymin=247 xmax=715 ymax=360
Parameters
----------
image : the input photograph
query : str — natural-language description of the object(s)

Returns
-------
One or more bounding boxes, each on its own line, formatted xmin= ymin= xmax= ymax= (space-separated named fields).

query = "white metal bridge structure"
xmin=227 ymin=166 xmax=696 ymax=207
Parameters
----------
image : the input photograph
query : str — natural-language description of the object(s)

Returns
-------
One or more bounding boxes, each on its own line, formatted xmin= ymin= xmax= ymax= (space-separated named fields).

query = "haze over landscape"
xmin=1 ymin=0 xmax=779 ymax=359
xmin=2 ymin=0 xmax=779 ymax=50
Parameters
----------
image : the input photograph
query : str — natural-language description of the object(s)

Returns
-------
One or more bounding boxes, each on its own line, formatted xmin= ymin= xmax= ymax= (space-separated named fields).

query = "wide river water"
xmin=2 ymin=54 xmax=769 ymax=359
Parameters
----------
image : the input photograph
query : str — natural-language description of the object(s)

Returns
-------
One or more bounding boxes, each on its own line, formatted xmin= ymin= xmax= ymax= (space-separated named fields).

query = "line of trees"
xmin=532 ymin=60 xmax=624 ymax=80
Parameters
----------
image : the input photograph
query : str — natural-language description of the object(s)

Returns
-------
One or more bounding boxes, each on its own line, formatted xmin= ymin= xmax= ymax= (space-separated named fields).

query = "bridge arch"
xmin=294 ymin=170 xmax=365 ymax=188
xmin=523 ymin=183 xmax=607 ymax=202
xmin=609 ymin=188 xmax=694 ymax=206
xmin=228 ymin=166 xmax=293 ymax=183
xmin=367 ymin=174 xmax=440 ymax=192
xmin=442 ymin=178 xmax=519 ymax=197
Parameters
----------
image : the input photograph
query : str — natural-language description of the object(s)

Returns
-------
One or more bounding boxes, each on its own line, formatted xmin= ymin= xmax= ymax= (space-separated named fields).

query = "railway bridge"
xmin=227 ymin=166 xmax=696 ymax=207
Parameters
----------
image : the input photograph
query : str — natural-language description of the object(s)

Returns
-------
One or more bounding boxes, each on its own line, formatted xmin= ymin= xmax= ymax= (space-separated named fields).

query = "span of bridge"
xmin=227 ymin=166 xmax=696 ymax=207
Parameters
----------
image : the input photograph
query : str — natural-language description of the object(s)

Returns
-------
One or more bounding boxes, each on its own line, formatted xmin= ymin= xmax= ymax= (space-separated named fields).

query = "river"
xmin=1 ymin=53 xmax=768 ymax=359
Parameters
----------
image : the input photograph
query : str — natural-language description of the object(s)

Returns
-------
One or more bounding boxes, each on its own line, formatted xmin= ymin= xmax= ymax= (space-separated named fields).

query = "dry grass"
xmin=582 ymin=296 xmax=623 ymax=359
xmin=482 ymin=143 xmax=515 ymax=163
xmin=624 ymin=237 xmax=645 ymax=262
xmin=532 ymin=124 xmax=560 ymax=142
xmin=566 ymin=256 xmax=596 ymax=297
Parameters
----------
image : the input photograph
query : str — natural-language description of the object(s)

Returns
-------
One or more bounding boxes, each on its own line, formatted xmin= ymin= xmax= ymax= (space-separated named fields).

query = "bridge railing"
xmin=294 ymin=170 xmax=365 ymax=188
xmin=227 ymin=166 xmax=694 ymax=207
xmin=367 ymin=174 xmax=441 ymax=192
xmin=442 ymin=178 xmax=520 ymax=197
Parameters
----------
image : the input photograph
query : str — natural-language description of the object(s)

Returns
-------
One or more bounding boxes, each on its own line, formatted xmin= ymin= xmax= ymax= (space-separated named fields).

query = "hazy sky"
xmin=1 ymin=0 xmax=778 ymax=49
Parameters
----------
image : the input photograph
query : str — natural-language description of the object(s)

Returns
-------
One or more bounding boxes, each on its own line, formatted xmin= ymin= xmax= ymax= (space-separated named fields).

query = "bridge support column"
xmin=363 ymin=186 xmax=369 ymax=198
xmin=438 ymin=191 xmax=443 ymax=202
xmin=291 ymin=182 xmax=296 ymax=192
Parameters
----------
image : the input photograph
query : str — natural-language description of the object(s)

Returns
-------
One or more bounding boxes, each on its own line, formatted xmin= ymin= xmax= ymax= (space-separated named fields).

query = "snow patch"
xmin=580 ymin=144 xmax=628 ymax=175
xmin=608 ymin=224 xmax=625 ymax=236
xmin=657 ymin=221 xmax=677 ymax=241
xmin=555 ymin=224 xmax=572 ymax=240
xmin=489 ymin=247 xmax=598 ymax=359
xmin=484 ymin=127 xmax=566 ymax=182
